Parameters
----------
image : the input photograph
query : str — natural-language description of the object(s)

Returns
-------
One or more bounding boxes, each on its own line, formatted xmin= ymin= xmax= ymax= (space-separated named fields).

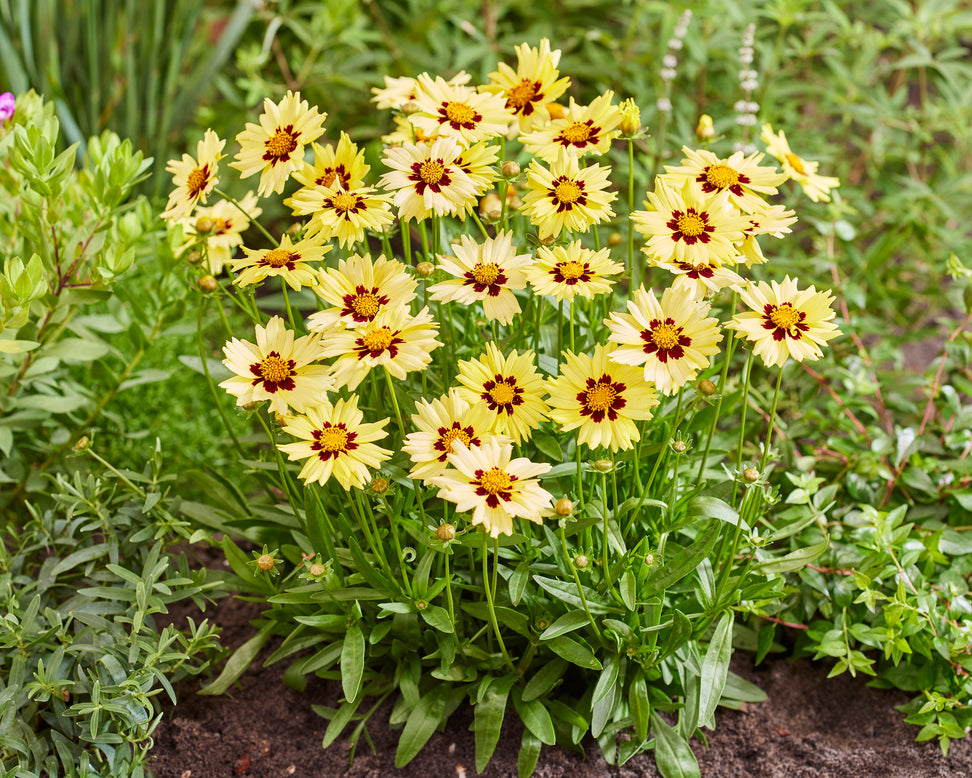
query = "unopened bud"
xmin=415 ymin=599 xmax=428 ymax=610
xmin=437 ymin=523 xmax=456 ymax=541
xmin=593 ymin=459 xmax=613 ymax=473
xmin=309 ymin=563 xmax=326 ymax=577
xmin=197 ymin=275 xmax=218 ymax=292
xmin=370 ymin=477 xmax=389 ymax=495
xmin=186 ymin=250 xmax=203 ymax=266
xmin=536 ymin=618 xmax=549 ymax=631
xmin=501 ymin=160 xmax=521 ymax=178
xmin=73 ymin=436 xmax=91 ymax=452
xmin=546 ymin=102 xmax=566 ymax=121
xmin=607 ymin=232 xmax=623 ymax=247
xmin=743 ymin=467 xmax=760 ymax=483
xmin=256 ymin=554 xmax=275 ymax=572
xmin=555 ymin=497 xmax=574 ymax=517
xmin=619 ymin=99 xmax=641 ymax=136
xmin=479 ymin=192 xmax=503 ymax=220
xmin=574 ymin=554 xmax=590 ymax=569
xmin=696 ymin=114 xmax=715 ymax=141
xmin=401 ymin=100 xmax=421 ymax=115
xmin=698 ymin=378 xmax=717 ymax=396
xmin=415 ymin=261 xmax=435 ymax=278
xmin=539 ymin=233 xmax=557 ymax=247
xmin=195 ymin=216 xmax=214 ymax=233
xmin=644 ymin=552 xmax=655 ymax=566
xmin=672 ymin=440 xmax=687 ymax=453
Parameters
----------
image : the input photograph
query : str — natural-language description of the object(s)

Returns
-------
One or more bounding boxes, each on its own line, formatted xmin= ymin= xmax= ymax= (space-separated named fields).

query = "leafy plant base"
xmin=152 ymin=595 xmax=972 ymax=778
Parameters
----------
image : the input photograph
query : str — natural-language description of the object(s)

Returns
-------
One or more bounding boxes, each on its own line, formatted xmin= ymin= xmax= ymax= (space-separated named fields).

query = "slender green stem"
xmin=559 ymin=524 xmax=606 ymax=647
xmin=482 ymin=530 xmax=516 ymax=672
xmin=214 ymin=188 xmax=276 ymax=246
xmin=383 ymin=366 xmax=407 ymax=439
xmin=760 ymin=366 xmax=786 ymax=473
xmin=85 ymin=448 xmax=145 ymax=498
xmin=443 ymin=547 xmax=458 ymax=642
xmin=402 ymin=220 xmax=412 ymax=266
xmin=600 ymin=468 xmax=615 ymax=592
xmin=696 ymin=295 xmax=739 ymax=485
xmin=196 ymin=298 xmax=245 ymax=459
xmin=731 ymin=348 xmax=756 ymax=506
xmin=569 ymin=299 xmax=575 ymax=353
xmin=469 ymin=208 xmax=490 ymax=240
xmin=280 ymin=282 xmax=299 ymax=332
xmin=627 ymin=139 xmax=637 ymax=293
xmin=377 ymin=494 xmax=411 ymax=595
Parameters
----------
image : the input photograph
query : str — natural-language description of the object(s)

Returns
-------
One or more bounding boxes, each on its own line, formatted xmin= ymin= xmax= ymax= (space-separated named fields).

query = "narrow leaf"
xmin=475 ymin=675 xmax=515 ymax=772
xmin=341 ymin=622 xmax=365 ymax=703
xmin=642 ymin=520 xmax=721 ymax=595
xmin=698 ymin=613 xmax=734 ymax=728
xmin=651 ymin=711 xmax=701 ymax=778
xmin=198 ymin=624 xmax=273 ymax=695
xmin=395 ymin=685 xmax=450 ymax=768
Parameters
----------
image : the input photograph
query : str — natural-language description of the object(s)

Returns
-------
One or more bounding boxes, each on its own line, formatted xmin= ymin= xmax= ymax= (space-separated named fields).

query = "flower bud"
xmin=593 ymin=459 xmax=613 ymax=473
xmin=479 ymin=192 xmax=502 ymax=221
xmin=256 ymin=554 xmax=275 ymax=572
xmin=197 ymin=275 xmax=218 ymax=292
xmin=73 ymin=436 xmax=91 ymax=452
xmin=415 ymin=261 xmax=435 ymax=278
xmin=309 ymin=563 xmax=326 ymax=577
xmin=607 ymin=232 xmax=623 ymax=247
xmin=437 ymin=523 xmax=456 ymax=541
xmin=619 ymin=99 xmax=641 ymax=136
xmin=696 ymin=114 xmax=715 ymax=141
xmin=186 ymin=250 xmax=203 ymax=265
xmin=415 ymin=599 xmax=428 ymax=610
xmin=743 ymin=467 xmax=760 ymax=483
xmin=698 ymin=378 xmax=717 ymax=396
xmin=574 ymin=554 xmax=590 ymax=569
xmin=401 ymin=100 xmax=421 ymax=115
xmin=501 ymin=160 xmax=521 ymax=178
xmin=546 ymin=102 xmax=565 ymax=121
xmin=539 ymin=233 xmax=557 ymax=246
xmin=555 ymin=497 xmax=574 ymax=517
xmin=370 ymin=477 xmax=389 ymax=495
xmin=671 ymin=440 xmax=687 ymax=453
xmin=195 ymin=216 xmax=214 ymax=234
xmin=644 ymin=552 xmax=655 ymax=566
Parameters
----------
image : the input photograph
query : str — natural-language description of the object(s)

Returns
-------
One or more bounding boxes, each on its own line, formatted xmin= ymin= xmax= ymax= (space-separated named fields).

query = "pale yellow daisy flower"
xmin=519 ymin=91 xmax=622 ymax=162
xmin=230 ymin=233 xmax=330 ymax=291
xmin=411 ymin=74 xmax=514 ymax=146
xmin=432 ymin=438 xmax=553 ymax=538
xmin=285 ymin=183 xmax=395 ymax=248
xmin=231 ymin=91 xmax=327 ymax=197
xmin=663 ymin=147 xmax=787 ymax=214
xmin=371 ymin=71 xmax=472 ymax=111
xmin=727 ymin=276 xmax=841 ymax=368
xmin=220 ymin=316 xmax=333 ymax=415
xmin=654 ymin=258 xmax=744 ymax=299
xmin=278 ymin=396 xmax=391 ymax=491
xmin=179 ymin=193 xmax=262 ymax=274
xmin=309 ymin=253 xmax=417 ymax=332
xmin=482 ymin=39 xmax=572 ymax=133
xmin=161 ymin=129 xmax=224 ymax=223
xmin=761 ymin=124 xmax=840 ymax=203
xmin=526 ymin=241 xmax=623 ymax=302
xmin=605 ymin=285 xmax=723 ymax=396
xmin=738 ymin=203 xmax=798 ymax=266
xmin=292 ymin=132 xmax=369 ymax=193
xmin=379 ymin=137 xmax=478 ymax=222
xmin=428 ymin=230 xmax=531 ymax=326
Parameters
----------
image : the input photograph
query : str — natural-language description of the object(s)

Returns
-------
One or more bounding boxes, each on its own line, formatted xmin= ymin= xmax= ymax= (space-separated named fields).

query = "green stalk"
xmin=402 ymin=220 xmax=413 ymax=266
xmin=196 ymin=297 xmax=245 ymax=459
xmin=696 ymin=294 xmax=739 ymax=485
xmin=482 ymin=530 xmax=516 ymax=672
xmin=383 ymin=366 xmax=407 ymax=440
xmin=731 ymin=348 xmax=756 ymax=506
xmin=376 ymin=494 xmax=411 ymax=595
xmin=559 ymin=524 xmax=606 ymax=648
xmin=214 ymin=187 xmax=276 ymax=246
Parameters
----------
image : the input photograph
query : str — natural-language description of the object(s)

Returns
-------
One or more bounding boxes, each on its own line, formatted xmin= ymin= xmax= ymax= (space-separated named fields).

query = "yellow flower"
xmin=321 ymin=305 xmax=441 ymax=392
xmin=483 ymin=39 xmax=571 ymax=133
xmin=285 ymin=183 xmax=395 ymax=248
xmin=761 ymin=124 xmax=840 ymax=203
xmin=428 ymin=230 xmax=531 ymax=326
xmin=526 ymin=240 xmax=623 ymax=302
xmin=654 ymin=257 xmax=744 ymax=299
xmin=230 ymin=233 xmax=330 ymax=291
xmin=522 ymin=149 xmax=617 ymax=241
xmin=546 ymin=344 xmax=659 ymax=452
xmin=161 ymin=129 xmax=224 ymax=224
xmin=231 ymin=91 xmax=327 ymax=197
xmin=455 ymin=342 xmax=549 ymax=444
xmin=411 ymin=74 xmax=514 ymax=146
xmin=278 ymin=396 xmax=391 ymax=491
xmin=432 ymin=438 xmax=553 ymax=538
xmin=178 ymin=193 xmax=262 ymax=274
xmin=738 ymin=203 xmax=798 ymax=266
xmin=519 ymin=91 xmax=622 ymax=162
xmin=291 ymin=132 xmax=369 ymax=193
xmin=371 ymin=71 xmax=472 ymax=111
xmin=663 ymin=146 xmax=787 ymax=214
xmin=379 ymin=137 xmax=478 ymax=222
xmin=727 ymin=276 xmax=840 ymax=368
xmin=403 ymin=389 xmax=510 ymax=484
xmin=605 ymin=285 xmax=723 ymax=395
xmin=309 ymin=253 xmax=417 ymax=332
xmin=220 ymin=316 xmax=333 ymax=415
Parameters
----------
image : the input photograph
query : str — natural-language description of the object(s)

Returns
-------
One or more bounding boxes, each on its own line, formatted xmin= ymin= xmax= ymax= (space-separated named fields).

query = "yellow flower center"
xmin=561 ymin=122 xmax=592 ymax=144
xmin=186 ymin=166 xmax=208 ymax=197
xmin=585 ymin=382 xmax=617 ymax=412
xmin=478 ymin=467 xmax=512 ymax=494
xmin=350 ymin=293 xmax=381 ymax=318
xmin=332 ymin=192 xmax=357 ymax=212
xmin=506 ymin=80 xmax=539 ymax=110
xmin=265 ymin=128 xmax=298 ymax=160
xmin=259 ymin=355 xmax=292 ymax=383
xmin=705 ymin=164 xmax=741 ymax=189
xmin=439 ymin=427 xmax=472 ymax=453
xmin=318 ymin=171 xmax=338 ymax=188
xmin=489 ymin=382 xmax=516 ymax=406
xmin=263 ymin=248 xmax=293 ymax=268
xmin=770 ymin=304 xmax=800 ymax=329
xmin=554 ymin=179 xmax=582 ymax=204
xmin=445 ymin=101 xmax=476 ymax=125
xmin=472 ymin=262 xmax=500 ymax=285
xmin=651 ymin=323 xmax=681 ymax=350
xmin=212 ymin=218 xmax=230 ymax=233
xmin=318 ymin=426 xmax=349 ymax=452
xmin=557 ymin=261 xmax=586 ymax=280
xmin=784 ymin=152 xmax=807 ymax=175
xmin=676 ymin=213 xmax=707 ymax=237
xmin=362 ymin=327 xmax=395 ymax=352
xmin=420 ymin=160 xmax=445 ymax=184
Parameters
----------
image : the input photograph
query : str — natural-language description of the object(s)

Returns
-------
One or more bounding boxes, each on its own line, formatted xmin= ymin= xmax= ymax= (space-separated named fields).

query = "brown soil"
xmin=151 ymin=591 xmax=972 ymax=778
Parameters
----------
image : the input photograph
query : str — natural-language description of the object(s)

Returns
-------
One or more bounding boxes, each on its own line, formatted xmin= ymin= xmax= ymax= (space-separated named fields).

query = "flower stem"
xmin=482 ymin=530 xmax=516 ymax=672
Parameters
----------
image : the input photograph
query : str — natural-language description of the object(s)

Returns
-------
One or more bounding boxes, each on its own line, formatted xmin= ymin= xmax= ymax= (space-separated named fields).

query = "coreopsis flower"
xmin=632 ymin=179 xmax=749 ymax=267
xmin=292 ymin=132 xmax=369 ymax=193
xmin=522 ymin=149 xmax=617 ymax=241
xmin=663 ymin=147 xmax=786 ymax=214
xmin=229 ymin=233 xmax=329 ymax=291
xmin=454 ymin=142 xmax=501 ymax=200
xmin=379 ymin=137 xmax=478 ymax=222
xmin=738 ymin=203 xmax=798 ymax=266
xmin=411 ymin=74 xmax=514 ymax=146
xmin=321 ymin=306 xmax=441 ymax=391
xmin=760 ymin=124 xmax=840 ymax=203
xmin=432 ymin=438 xmax=553 ymax=538
xmin=220 ymin=316 xmax=333 ymax=415
xmin=179 ymin=193 xmax=262 ymax=273
xmin=482 ymin=39 xmax=571 ymax=133
xmin=605 ymin=285 xmax=723 ymax=395
xmin=455 ymin=342 xmax=550 ymax=444
xmin=231 ymin=91 xmax=327 ymax=197
xmin=427 ymin=231 xmax=531 ymax=325
xmin=285 ymin=183 xmax=395 ymax=248
xmin=727 ymin=276 xmax=840 ymax=368
xmin=403 ymin=389 xmax=510 ymax=483
xmin=371 ymin=71 xmax=472 ymax=111
xmin=309 ymin=253 xmax=417 ymax=332
xmin=525 ymin=241 xmax=623 ymax=302
xmin=546 ymin=344 xmax=659 ymax=452
xmin=161 ymin=129 xmax=225 ymax=223
xmin=655 ymin=257 xmax=744 ymax=299
xmin=519 ymin=91 xmax=622 ymax=162
xmin=278 ymin=396 xmax=392 ymax=491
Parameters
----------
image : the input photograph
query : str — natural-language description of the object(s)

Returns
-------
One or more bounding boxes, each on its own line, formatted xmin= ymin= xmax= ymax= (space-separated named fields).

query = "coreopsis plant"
xmin=170 ymin=38 xmax=846 ymax=778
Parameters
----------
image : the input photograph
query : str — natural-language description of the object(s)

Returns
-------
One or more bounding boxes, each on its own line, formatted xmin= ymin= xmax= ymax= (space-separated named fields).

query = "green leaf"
xmin=643 ymin=520 xmax=721 ymax=595
xmin=651 ymin=711 xmax=700 ymax=778
xmin=752 ymin=534 xmax=829 ymax=574
xmin=533 ymin=575 xmax=619 ymax=614
xmin=341 ymin=622 xmax=365 ymax=703
xmin=199 ymin=624 xmax=273 ymax=695
xmin=50 ymin=543 xmax=110 ymax=578
xmin=721 ymin=671 xmax=767 ymax=704
xmin=319 ymin=697 xmax=364 ymax=750
xmin=630 ymin=672 xmax=650 ymax=742
xmin=538 ymin=610 xmax=590 ymax=640
xmin=591 ymin=655 xmax=620 ymax=706
xmin=509 ymin=559 xmax=531 ymax=606
xmin=546 ymin=635 xmax=602 ymax=670
xmin=513 ymin=693 xmax=556 ymax=745
xmin=698 ymin=613 xmax=734 ymax=728
xmin=517 ymin=729 xmax=542 ymax=778
xmin=474 ymin=675 xmax=515 ymax=772
xmin=532 ymin=431 xmax=564 ymax=463
xmin=419 ymin=605 xmax=454 ymax=634
xmin=686 ymin=496 xmax=748 ymax=530
xmin=41 ymin=338 xmax=110 ymax=362
xmin=522 ymin=657 xmax=567 ymax=702
xmin=395 ymin=685 xmax=450 ymax=768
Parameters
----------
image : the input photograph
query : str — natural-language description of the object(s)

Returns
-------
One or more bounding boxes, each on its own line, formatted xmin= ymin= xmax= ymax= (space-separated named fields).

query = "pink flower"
xmin=0 ymin=93 xmax=15 ymax=123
